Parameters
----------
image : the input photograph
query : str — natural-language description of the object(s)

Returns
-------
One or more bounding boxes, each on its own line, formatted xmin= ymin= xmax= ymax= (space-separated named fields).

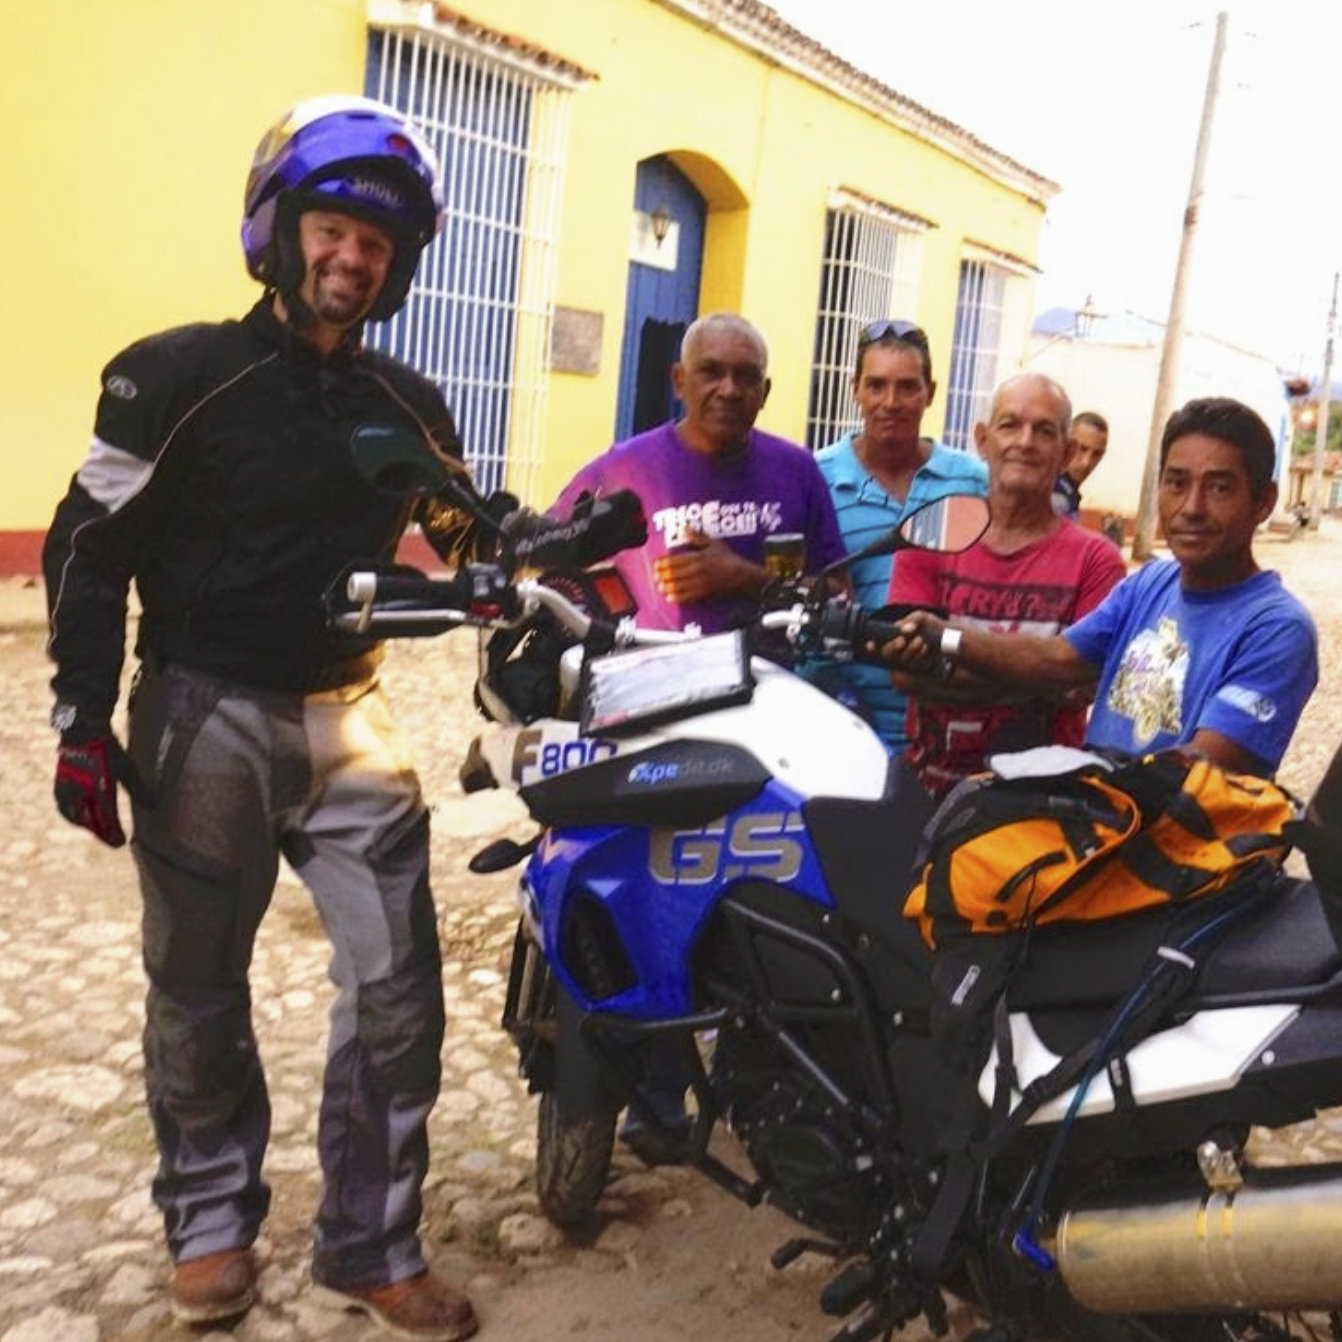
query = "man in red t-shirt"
xmin=889 ymin=372 xmax=1126 ymax=798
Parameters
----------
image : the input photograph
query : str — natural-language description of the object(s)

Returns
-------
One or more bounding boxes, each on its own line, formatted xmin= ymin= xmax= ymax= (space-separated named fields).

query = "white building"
xmin=1024 ymin=307 xmax=1293 ymax=525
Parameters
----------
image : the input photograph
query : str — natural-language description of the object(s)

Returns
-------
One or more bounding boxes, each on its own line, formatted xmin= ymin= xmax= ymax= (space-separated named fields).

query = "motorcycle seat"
xmin=808 ymin=776 xmax=1341 ymax=1019
xmin=1011 ymin=874 xmax=1341 ymax=1012
xmin=1017 ymin=876 xmax=1342 ymax=1058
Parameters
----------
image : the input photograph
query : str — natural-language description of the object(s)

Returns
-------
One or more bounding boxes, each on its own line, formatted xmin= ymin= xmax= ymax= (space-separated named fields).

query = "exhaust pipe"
xmin=1051 ymin=1163 xmax=1342 ymax=1313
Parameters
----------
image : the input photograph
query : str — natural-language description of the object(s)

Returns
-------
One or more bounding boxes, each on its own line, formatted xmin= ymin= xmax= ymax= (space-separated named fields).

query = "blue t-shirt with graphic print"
xmin=1064 ymin=559 xmax=1317 ymax=771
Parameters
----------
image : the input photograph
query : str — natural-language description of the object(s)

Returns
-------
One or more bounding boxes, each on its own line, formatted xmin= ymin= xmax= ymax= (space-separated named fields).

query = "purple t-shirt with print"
xmin=554 ymin=422 xmax=845 ymax=632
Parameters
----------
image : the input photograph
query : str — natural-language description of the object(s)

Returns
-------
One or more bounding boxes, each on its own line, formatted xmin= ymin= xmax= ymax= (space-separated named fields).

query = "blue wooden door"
xmin=615 ymin=157 xmax=706 ymax=441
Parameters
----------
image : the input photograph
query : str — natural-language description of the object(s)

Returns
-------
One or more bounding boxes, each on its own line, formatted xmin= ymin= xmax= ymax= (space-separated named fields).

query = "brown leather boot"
xmin=315 ymin=1269 xmax=478 ymax=1341
xmin=169 ymin=1247 xmax=257 ymax=1323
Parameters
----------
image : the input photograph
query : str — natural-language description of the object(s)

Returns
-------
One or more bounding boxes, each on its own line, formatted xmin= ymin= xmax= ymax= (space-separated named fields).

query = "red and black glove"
xmin=54 ymin=734 xmax=139 ymax=848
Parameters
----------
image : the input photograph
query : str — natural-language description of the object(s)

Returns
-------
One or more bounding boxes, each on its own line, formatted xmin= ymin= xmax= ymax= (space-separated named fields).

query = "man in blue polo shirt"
xmin=808 ymin=320 xmax=986 ymax=750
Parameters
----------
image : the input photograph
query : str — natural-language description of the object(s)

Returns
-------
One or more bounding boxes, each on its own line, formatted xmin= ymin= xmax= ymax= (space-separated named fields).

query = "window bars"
xmin=365 ymin=21 xmax=578 ymax=499
xmin=944 ymin=259 xmax=1007 ymax=452
xmin=807 ymin=195 xmax=925 ymax=451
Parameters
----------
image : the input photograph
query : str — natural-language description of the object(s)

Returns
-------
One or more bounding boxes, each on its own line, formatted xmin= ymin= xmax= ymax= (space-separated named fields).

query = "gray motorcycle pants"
xmin=127 ymin=661 xmax=445 ymax=1288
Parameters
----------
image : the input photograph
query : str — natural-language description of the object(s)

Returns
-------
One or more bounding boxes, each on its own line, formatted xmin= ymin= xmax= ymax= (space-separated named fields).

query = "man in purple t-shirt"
xmin=553 ymin=312 xmax=845 ymax=632
xmin=551 ymin=313 xmax=845 ymax=1163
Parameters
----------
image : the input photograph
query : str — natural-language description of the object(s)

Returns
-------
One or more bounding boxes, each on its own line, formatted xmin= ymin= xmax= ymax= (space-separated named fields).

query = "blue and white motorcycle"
xmin=331 ymin=459 xmax=1342 ymax=1342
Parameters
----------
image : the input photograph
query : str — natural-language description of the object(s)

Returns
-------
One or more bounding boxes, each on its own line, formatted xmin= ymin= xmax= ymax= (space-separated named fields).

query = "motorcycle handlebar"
xmin=344 ymin=567 xmax=476 ymax=608
xmin=334 ymin=567 xmax=940 ymax=671
xmin=330 ymin=563 xmax=516 ymax=638
xmin=812 ymin=601 xmax=939 ymax=665
xmin=333 ymin=565 xmax=692 ymax=649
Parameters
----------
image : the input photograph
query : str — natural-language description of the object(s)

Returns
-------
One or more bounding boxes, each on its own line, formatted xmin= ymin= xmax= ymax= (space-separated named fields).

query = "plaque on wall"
xmin=550 ymin=307 xmax=603 ymax=376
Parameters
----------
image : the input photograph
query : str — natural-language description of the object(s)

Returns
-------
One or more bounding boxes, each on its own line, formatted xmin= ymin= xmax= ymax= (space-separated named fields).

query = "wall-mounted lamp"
xmin=649 ymin=201 xmax=674 ymax=247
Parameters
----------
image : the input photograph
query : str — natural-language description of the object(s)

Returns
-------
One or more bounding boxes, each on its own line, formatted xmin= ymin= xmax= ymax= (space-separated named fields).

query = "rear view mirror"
xmin=898 ymin=493 xmax=990 ymax=553
xmin=823 ymin=491 xmax=991 ymax=577
xmin=350 ymin=423 xmax=453 ymax=497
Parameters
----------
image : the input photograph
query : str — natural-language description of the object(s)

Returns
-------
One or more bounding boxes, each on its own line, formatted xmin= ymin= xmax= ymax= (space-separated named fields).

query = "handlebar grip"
xmin=345 ymin=568 xmax=475 ymax=608
xmin=815 ymin=601 xmax=941 ymax=665
xmin=849 ymin=616 xmax=905 ymax=663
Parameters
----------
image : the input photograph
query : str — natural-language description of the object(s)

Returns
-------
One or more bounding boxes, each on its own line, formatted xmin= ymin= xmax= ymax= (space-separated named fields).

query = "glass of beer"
xmin=764 ymin=533 xmax=805 ymax=581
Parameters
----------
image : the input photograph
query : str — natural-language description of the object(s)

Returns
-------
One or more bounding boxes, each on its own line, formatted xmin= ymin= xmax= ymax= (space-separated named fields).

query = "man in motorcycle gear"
xmin=43 ymin=95 xmax=481 ymax=1340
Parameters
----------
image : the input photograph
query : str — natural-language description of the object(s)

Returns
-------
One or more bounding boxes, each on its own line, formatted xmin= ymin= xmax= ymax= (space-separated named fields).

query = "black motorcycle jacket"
xmin=45 ymin=299 xmax=464 ymax=730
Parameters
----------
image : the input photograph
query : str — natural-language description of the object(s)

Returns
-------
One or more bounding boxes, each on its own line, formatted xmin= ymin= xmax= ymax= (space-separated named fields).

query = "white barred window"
xmin=944 ymin=247 xmax=1033 ymax=450
xmin=364 ymin=9 xmax=583 ymax=497
xmin=806 ymin=191 xmax=929 ymax=451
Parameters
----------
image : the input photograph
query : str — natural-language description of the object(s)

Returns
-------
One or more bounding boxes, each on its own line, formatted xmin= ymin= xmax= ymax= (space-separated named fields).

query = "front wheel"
xmin=532 ymin=968 xmax=622 ymax=1226
xmin=535 ymin=1088 xmax=618 ymax=1226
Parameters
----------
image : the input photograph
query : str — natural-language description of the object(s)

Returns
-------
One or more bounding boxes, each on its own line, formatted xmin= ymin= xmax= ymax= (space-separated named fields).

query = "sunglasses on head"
xmin=859 ymin=319 xmax=929 ymax=349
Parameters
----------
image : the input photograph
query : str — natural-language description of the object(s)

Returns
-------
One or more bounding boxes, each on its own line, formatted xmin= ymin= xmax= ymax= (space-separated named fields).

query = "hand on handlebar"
xmin=873 ymin=610 xmax=947 ymax=672
xmin=805 ymin=601 xmax=945 ymax=668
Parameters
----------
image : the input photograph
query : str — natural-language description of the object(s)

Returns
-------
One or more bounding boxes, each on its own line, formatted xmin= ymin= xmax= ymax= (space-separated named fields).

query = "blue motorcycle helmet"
xmin=242 ymin=94 xmax=444 ymax=322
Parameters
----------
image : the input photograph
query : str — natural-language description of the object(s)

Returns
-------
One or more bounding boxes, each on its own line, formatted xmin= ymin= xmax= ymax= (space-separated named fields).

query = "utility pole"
xmin=1131 ymin=11 xmax=1229 ymax=562
xmin=1309 ymin=273 xmax=1337 ymax=525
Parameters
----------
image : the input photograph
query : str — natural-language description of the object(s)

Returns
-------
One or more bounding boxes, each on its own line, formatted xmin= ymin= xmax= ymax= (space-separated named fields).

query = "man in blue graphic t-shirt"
xmin=881 ymin=397 xmax=1317 ymax=777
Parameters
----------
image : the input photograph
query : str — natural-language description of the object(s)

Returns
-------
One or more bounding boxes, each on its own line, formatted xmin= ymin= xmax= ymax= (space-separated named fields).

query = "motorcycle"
xmin=330 ymin=439 xmax=1342 ymax=1342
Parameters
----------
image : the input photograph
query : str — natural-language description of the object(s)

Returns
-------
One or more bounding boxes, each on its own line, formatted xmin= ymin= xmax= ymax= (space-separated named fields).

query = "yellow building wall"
xmin=483 ymin=0 xmax=1046 ymax=502
xmin=0 ymin=0 xmax=1047 ymax=562
xmin=0 ymin=0 xmax=369 ymax=552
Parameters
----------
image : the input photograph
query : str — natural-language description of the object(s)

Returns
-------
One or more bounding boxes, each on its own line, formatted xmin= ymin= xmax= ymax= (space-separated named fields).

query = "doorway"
xmin=615 ymin=155 xmax=706 ymax=441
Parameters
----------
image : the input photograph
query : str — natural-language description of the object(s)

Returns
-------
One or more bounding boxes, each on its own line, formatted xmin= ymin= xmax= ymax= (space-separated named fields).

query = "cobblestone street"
xmin=2 ymin=524 xmax=1340 ymax=1341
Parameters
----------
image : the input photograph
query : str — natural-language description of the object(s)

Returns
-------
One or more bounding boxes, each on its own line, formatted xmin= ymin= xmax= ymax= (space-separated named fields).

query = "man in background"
xmin=551 ymin=311 xmax=846 ymax=1162
xmin=806 ymin=319 xmax=986 ymax=750
xmin=553 ymin=312 xmax=846 ymax=633
xmin=1052 ymin=408 xmax=1109 ymax=518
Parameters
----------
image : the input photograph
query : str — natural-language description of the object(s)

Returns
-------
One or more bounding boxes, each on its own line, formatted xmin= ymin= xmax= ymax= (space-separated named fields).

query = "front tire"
xmin=532 ymin=972 xmax=621 ymax=1226
xmin=535 ymin=1088 xmax=617 ymax=1226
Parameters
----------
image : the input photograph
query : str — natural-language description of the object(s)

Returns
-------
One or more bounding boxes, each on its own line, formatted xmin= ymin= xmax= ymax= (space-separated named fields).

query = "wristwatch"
xmin=935 ymin=627 xmax=962 ymax=682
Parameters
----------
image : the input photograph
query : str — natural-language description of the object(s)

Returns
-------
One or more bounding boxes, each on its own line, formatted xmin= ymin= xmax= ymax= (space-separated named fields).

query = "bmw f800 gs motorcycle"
xmin=329 ymin=471 xmax=1342 ymax=1342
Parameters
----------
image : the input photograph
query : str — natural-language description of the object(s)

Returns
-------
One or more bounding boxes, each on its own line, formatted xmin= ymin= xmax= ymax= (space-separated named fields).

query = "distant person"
xmin=553 ymin=312 xmax=846 ymax=633
xmin=884 ymin=397 xmax=1318 ymax=778
xmin=805 ymin=320 xmax=986 ymax=750
xmin=889 ymin=373 xmax=1126 ymax=797
xmin=1052 ymin=409 xmax=1109 ymax=518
